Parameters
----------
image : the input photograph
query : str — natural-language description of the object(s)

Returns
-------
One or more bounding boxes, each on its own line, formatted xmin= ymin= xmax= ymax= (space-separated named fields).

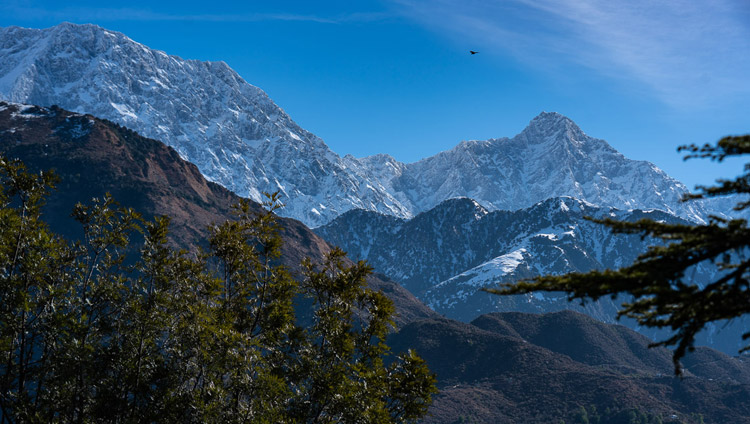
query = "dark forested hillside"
xmin=389 ymin=311 xmax=750 ymax=423
xmin=0 ymin=101 xmax=436 ymax=326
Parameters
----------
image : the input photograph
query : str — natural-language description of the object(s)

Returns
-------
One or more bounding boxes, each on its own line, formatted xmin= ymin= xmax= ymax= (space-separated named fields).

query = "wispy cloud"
xmin=391 ymin=0 xmax=750 ymax=109
xmin=0 ymin=3 xmax=390 ymax=25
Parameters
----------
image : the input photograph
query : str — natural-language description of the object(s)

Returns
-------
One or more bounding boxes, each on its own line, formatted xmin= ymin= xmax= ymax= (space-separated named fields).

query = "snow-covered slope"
xmin=317 ymin=196 xmax=671 ymax=298
xmin=0 ymin=23 xmax=719 ymax=227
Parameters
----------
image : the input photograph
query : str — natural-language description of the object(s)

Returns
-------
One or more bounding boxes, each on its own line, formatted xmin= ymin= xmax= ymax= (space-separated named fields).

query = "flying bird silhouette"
xmin=470 ymin=50 xmax=479 ymax=55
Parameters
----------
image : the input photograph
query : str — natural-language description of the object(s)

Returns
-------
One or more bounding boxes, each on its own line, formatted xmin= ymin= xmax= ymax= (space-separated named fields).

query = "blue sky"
xmin=1 ymin=0 xmax=749 ymax=190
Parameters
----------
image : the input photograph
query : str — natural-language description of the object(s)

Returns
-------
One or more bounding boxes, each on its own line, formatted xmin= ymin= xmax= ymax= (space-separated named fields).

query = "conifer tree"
xmin=490 ymin=135 xmax=750 ymax=372
xmin=0 ymin=158 xmax=436 ymax=423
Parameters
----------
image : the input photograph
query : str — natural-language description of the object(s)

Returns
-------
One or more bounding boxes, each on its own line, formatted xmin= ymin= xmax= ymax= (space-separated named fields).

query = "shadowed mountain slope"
xmin=389 ymin=311 xmax=750 ymax=423
xmin=0 ymin=101 xmax=435 ymax=326
xmin=316 ymin=196 xmax=749 ymax=355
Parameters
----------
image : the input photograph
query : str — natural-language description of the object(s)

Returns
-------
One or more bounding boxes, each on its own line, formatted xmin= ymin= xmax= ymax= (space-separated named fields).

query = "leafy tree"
xmin=0 ymin=158 xmax=436 ymax=423
xmin=289 ymin=248 xmax=437 ymax=423
xmin=0 ymin=157 xmax=68 ymax=422
xmin=570 ymin=406 xmax=665 ymax=424
xmin=490 ymin=135 xmax=750 ymax=373
xmin=574 ymin=405 xmax=589 ymax=424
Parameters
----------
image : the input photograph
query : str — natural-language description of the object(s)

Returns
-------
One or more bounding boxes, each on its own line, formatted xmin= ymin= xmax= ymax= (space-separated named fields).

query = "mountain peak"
xmin=425 ymin=197 xmax=489 ymax=223
xmin=24 ymin=22 xmax=124 ymax=46
xmin=48 ymin=22 xmax=127 ymax=39
xmin=521 ymin=111 xmax=586 ymax=142
xmin=0 ymin=22 xmax=373 ymax=227
xmin=529 ymin=111 xmax=574 ymax=126
xmin=52 ymin=21 xmax=101 ymax=31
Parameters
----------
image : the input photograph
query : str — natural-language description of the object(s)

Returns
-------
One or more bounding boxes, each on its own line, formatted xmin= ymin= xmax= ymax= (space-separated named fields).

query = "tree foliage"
xmin=489 ymin=135 xmax=750 ymax=373
xmin=0 ymin=157 xmax=436 ymax=423
xmin=571 ymin=404 xmax=665 ymax=424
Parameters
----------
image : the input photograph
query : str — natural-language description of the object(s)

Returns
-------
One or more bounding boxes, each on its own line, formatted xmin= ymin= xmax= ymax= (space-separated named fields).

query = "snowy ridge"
xmin=0 ymin=23 xmax=722 ymax=227
xmin=447 ymin=247 xmax=529 ymax=288
xmin=367 ymin=112 xmax=706 ymax=222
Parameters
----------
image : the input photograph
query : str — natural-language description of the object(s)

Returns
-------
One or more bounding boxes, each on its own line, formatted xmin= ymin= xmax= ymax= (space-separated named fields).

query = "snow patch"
xmin=491 ymin=248 xmax=526 ymax=274
xmin=110 ymin=103 xmax=137 ymax=120
xmin=288 ymin=130 xmax=302 ymax=141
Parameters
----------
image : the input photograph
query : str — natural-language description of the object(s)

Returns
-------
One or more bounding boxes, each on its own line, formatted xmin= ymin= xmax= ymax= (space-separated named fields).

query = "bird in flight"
xmin=470 ymin=50 xmax=479 ymax=55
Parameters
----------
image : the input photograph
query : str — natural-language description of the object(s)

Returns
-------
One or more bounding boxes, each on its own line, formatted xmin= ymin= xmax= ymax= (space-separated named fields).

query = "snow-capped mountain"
xmin=3 ymin=101 xmax=749 ymax=424
xmin=373 ymin=111 xmax=706 ymax=222
xmin=0 ymin=22 xmax=410 ymax=227
xmin=0 ymin=23 xmax=716 ymax=227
